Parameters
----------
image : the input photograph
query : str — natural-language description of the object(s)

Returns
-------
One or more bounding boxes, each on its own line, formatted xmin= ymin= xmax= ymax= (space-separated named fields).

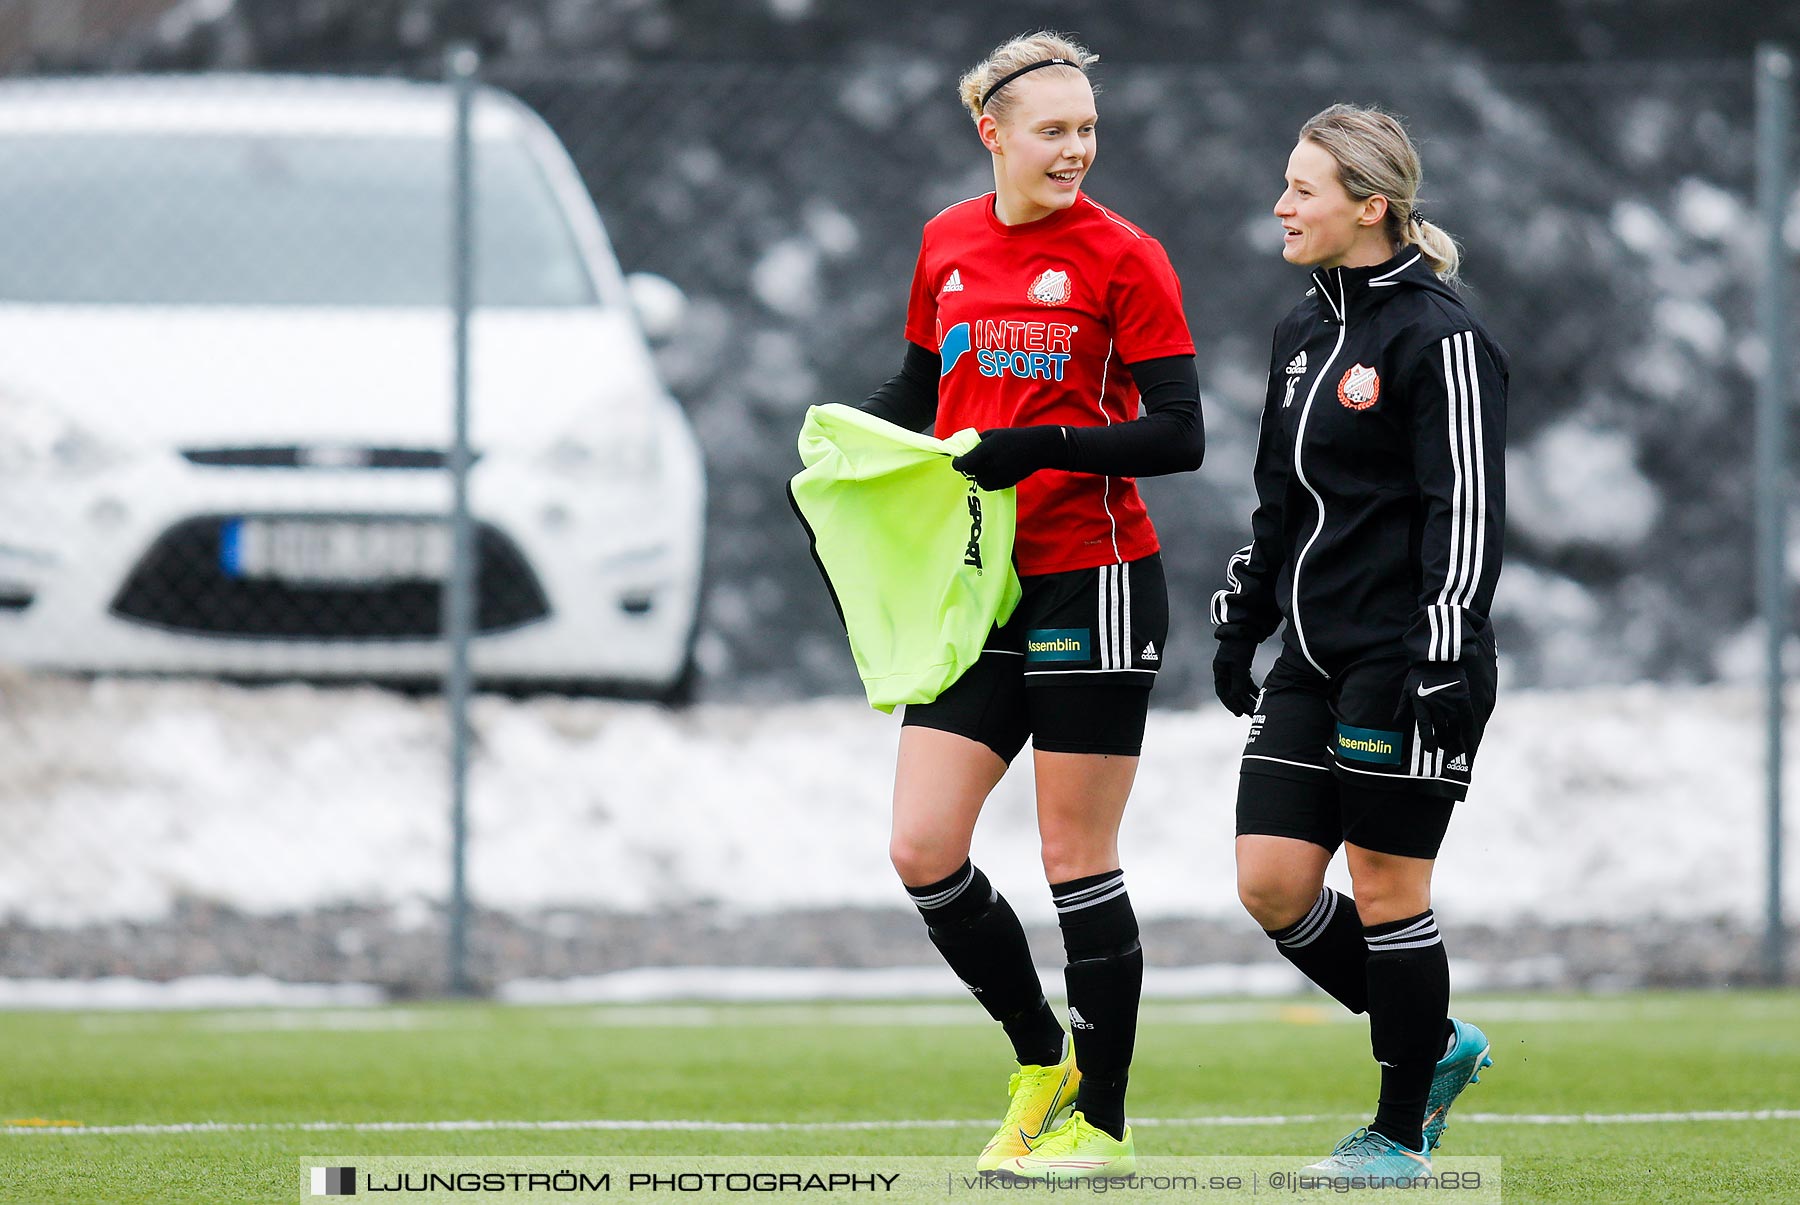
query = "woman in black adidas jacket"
xmin=1209 ymin=104 xmax=1506 ymax=1181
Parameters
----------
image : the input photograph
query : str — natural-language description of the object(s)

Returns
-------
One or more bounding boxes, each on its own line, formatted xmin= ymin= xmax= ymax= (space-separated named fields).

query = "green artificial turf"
xmin=1 ymin=992 xmax=1795 ymax=1202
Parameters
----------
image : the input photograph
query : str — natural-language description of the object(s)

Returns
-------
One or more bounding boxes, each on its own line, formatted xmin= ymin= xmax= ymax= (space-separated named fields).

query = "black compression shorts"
xmin=1235 ymin=772 xmax=1455 ymax=860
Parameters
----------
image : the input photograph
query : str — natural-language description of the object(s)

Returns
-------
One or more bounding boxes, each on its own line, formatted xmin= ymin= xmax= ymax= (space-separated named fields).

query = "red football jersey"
xmin=904 ymin=192 xmax=1195 ymax=575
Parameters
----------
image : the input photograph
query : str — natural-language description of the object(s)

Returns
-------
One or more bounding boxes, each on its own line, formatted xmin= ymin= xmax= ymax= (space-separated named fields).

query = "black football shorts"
xmin=1233 ymin=637 xmax=1498 ymax=859
xmin=1240 ymin=639 xmax=1497 ymax=800
xmin=902 ymin=553 xmax=1169 ymax=761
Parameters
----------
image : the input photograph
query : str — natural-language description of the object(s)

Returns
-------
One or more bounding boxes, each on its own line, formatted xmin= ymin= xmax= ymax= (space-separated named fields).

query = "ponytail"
xmin=1407 ymin=216 xmax=1461 ymax=283
xmin=1300 ymin=103 xmax=1463 ymax=284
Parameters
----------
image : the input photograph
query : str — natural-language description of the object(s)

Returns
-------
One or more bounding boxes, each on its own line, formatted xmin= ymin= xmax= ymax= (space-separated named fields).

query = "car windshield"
xmin=0 ymin=129 xmax=599 ymax=306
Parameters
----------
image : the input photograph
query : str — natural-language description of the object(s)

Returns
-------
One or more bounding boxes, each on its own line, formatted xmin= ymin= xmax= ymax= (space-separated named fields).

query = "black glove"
xmin=1212 ymin=637 xmax=1261 ymax=717
xmin=950 ymin=426 xmax=1067 ymax=491
xmin=1397 ymin=662 xmax=1475 ymax=760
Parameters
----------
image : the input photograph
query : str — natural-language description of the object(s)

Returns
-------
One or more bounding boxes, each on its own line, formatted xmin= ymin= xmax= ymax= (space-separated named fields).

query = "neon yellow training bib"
xmin=789 ymin=404 xmax=1021 ymax=713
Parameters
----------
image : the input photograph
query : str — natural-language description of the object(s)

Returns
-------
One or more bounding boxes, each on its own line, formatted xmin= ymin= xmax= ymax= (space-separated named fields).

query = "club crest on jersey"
xmin=1026 ymin=268 xmax=1072 ymax=306
xmin=1337 ymin=363 xmax=1381 ymax=410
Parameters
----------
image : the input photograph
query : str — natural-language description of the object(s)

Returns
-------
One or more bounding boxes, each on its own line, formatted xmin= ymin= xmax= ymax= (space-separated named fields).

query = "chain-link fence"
xmin=0 ymin=54 xmax=1793 ymax=992
xmin=0 ymin=71 xmax=704 ymax=699
xmin=502 ymin=59 xmax=1774 ymax=702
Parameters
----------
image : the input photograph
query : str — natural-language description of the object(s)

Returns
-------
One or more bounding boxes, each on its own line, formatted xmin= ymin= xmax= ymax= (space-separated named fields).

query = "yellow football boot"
xmin=973 ymin=1038 xmax=1080 ymax=1171
xmin=991 ymin=1110 xmax=1136 ymax=1179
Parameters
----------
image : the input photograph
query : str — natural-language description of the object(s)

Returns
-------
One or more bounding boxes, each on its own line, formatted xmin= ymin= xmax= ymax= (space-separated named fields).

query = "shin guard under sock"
xmin=909 ymin=860 xmax=1063 ymax=1067
xmin=1054 ymin=870 xmax=1142 ymax=1141
xmin=1363 ymin=910 xmax=1450 ymax=1152
xmin=1265 ymin=887 xmax=1369 ymax=1014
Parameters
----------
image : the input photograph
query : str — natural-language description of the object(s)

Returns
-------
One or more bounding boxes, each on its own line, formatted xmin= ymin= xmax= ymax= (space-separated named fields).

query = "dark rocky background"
xmin=6 ymin=0 xmax=1799 ymax=704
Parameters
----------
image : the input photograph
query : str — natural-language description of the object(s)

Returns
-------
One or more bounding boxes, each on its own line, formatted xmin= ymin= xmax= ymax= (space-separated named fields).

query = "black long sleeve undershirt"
xmin=859 ymin=341 xmax=941 ymax=432
xmin=861 ymin=342 xmax=1205 ymax=477
xmin=1064 ymin=353 xmax=1205 ymax=477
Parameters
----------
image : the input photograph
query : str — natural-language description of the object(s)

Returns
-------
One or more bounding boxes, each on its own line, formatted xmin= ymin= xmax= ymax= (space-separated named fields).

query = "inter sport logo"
xmin=941 ymin=319 xmax=1078 ymax=381
xmin=940 ymin=322 xmax=973 ymax=376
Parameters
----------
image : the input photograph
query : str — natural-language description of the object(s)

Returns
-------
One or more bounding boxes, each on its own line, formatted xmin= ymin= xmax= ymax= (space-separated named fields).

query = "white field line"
xmin=1459 ymin=1110 xmax=1800 ymax=1125
xmin=71 ymin=995 xmax=1800 ymax=1035
xmin=6 ymin=1110 xmax=1798 ymax=1138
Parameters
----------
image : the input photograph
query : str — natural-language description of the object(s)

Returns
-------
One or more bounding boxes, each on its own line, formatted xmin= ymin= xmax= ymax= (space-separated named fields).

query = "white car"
xmin=0 ymin=75 xmax=706 ymax=697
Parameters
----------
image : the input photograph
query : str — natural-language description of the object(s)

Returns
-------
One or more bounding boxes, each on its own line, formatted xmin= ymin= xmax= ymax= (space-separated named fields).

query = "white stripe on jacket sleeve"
xmin=1429 ymin=331 xmax=1486 ymax=661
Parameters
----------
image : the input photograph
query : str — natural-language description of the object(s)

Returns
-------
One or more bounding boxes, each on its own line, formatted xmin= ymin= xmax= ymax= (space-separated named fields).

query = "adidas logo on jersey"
xmin=1446 ymin=753 xmax=1470 ymax=772
xmin=1139 ymin=641 xmax=1159 ymax=662
xmin=941 ymin=269 xmax=963 ymax=294
xmin=1068 ymin=1006 xmax=1094 ymax=1031
xmin=1281 ymin=350 xmax=1308 ymax=407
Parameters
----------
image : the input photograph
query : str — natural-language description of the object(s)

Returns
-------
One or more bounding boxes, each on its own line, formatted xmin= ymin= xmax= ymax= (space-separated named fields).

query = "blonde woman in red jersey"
xmin=854 ymin=31 xmax=1204 ymax=1178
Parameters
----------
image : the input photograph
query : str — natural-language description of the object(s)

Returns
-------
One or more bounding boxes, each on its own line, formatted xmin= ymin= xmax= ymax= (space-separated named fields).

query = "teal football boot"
xmin=1424 ymin=1016 xmax=1493 ymax=1150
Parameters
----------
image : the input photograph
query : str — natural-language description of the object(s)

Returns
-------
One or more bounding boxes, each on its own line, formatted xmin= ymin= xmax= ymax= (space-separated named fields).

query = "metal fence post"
xmin=445 ymin=41 xmax=480 ymax=997
xmin=1756 ymin=43 xmax=1792 ymax=986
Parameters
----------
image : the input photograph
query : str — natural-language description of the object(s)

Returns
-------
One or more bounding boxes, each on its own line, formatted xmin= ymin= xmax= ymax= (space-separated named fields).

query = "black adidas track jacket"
xmin=1211 ymin=250 xmax=1508 ymax=675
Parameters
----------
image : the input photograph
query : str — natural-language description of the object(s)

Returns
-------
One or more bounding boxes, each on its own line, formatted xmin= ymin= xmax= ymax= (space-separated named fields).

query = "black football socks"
xmin=1364 ymin=910 xmax=1450 ymax=1152
xmin=1265 ymin=887 xmax=1370 ymax=1013
xmin=908 ymin=860 xmax=1064 ymax=1068
xmin=1053 ymin=869 xmax=1142 ymax=1142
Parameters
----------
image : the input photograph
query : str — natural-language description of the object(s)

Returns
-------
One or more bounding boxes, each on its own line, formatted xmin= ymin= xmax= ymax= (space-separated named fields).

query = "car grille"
xmin=181 ymin=446 xmax=474 ymax=470
xmin=109 ymin=516 xmax=550 ymax=639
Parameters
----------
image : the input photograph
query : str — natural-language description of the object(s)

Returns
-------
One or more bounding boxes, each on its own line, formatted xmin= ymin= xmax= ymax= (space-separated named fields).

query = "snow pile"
xmin=0 ymin=676 xmax=1793 ymax=929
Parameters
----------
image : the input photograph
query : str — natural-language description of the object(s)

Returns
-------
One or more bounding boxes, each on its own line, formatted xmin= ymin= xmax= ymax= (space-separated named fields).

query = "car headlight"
xmin=0 ymin=388 xmax=127 ymax=477
xmin=536 ymin=401 xmax=662 ymax=482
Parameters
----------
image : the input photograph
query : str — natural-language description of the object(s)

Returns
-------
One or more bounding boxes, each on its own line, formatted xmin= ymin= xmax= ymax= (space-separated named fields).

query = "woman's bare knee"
xmin=889 ymin=835 xmax=970 ymax=888
xmin=1033 ymin=751 xmax=1133 ymax=884
xmin=1345 ymin=845 xmax=1433 ymax=924
xmin=1237 ymin=875 xmax=1319 ymax=930
xmin=1235 ymin=835 xmax=1332 ymax=930
xmin=887 ymin=728 xmax=1001 ymax=888
xmin=1038 ymin=839 xmax=1116 ymax=885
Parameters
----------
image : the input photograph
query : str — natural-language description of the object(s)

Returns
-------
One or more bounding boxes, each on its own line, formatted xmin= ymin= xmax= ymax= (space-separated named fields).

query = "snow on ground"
xmin=0 ymin=975 xmax=382 ymax=1010
xmin=0 ymin=675 xmax=1794 ymax=931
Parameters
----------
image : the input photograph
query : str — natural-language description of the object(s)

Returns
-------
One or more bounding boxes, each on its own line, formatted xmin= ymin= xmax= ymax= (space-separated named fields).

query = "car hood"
xmin=0 ymin=306 xmax=665 ymax=449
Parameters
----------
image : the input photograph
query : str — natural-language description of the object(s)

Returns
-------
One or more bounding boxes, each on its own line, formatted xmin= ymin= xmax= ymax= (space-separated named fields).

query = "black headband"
xmin=979 ymin=58 xmax=1077 ymax=111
